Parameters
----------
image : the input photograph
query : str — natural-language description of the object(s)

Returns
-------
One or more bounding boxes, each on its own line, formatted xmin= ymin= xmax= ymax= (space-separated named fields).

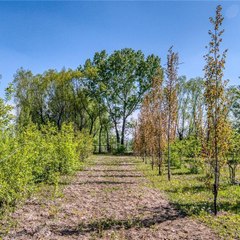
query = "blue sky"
xmin=0 ymin=1 xmax=240 ymax=97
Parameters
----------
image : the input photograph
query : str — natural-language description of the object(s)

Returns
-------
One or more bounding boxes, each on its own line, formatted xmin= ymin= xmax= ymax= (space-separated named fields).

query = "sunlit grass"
xmin=137 ymin=159 xmax=240 ymax=239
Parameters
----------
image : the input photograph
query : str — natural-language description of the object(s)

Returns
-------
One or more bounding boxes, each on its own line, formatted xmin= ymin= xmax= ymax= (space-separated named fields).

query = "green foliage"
xmin=228 ymin=85 xmax=240 ymax=132
xmin=167 ymin=141 xmax=182 ymax=168
xmin=138 ymin=160 xmax=240 ymax=239
xmin=76 ymin=130 xmax=93 ymax=161
xmin=113 ymin=144 xmax=126 ymax=155
xmin=85 ymin=48 xmax=161 ymax=146
xmin=169 ymin=137 xmax=202 ymax=173
xmin=0 ymin=98 xmax=13 ymax=129
xmin=184 ymin=136 xmax=203 ymax=173
xmin=0 ymin=122 xmax=93 ymax=207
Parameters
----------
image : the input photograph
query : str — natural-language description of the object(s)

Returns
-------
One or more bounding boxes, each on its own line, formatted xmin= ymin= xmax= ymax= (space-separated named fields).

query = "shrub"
xmin=0 ymin=122 xmax=93 ymax=207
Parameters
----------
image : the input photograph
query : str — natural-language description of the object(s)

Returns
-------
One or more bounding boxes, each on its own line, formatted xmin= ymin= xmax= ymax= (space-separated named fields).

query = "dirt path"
xmin=3 ymin=155 xmax=219 ymax=240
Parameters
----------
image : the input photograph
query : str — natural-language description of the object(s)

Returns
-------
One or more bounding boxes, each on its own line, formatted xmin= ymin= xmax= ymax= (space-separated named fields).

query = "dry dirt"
xmin=2 ymin=155 xmax=220 ymax=240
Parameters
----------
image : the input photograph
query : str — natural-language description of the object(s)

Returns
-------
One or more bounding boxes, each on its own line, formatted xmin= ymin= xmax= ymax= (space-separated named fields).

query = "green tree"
xmin=228 ymin=85 xmax=240 ymax=131
xmin=227 ymin=131 xmax=240 ymax=184
xmin=84 ymin=48 xmax=161 ymax=148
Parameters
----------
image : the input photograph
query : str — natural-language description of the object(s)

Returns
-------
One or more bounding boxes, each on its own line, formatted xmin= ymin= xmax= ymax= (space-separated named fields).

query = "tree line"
xmin=0 ymin=47 xmax=161 ymax=208
xmin=13 ymin=49 xmax=161 ymax=153
xmin=133 ymin=5 xmax=240 ymax=215
xmin=0 ymin=4 xmax=240 ymax=216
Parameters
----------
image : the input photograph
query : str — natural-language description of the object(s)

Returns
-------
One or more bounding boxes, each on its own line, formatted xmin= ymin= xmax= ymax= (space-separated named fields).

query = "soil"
xmin=2 ymin=155 xmax=220 ymax=239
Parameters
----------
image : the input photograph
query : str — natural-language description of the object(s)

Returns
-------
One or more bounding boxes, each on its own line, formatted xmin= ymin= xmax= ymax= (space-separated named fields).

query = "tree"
xmin=0 ymin=83 xmax=13 ymax=130
xmin=85 ymin=48 xmax=161 ymax=148
xmin=203 ymin=5 xmax=231 ymax=215
xmin=165 ymin=46 xmax=179 ymax=181
xmin=151 ymin=68 xmax=166 ymax=175
xmin=228 ymin=85 xmax=240 ymax=131
xmin=227 ymin=131 xmax=240 ymax=184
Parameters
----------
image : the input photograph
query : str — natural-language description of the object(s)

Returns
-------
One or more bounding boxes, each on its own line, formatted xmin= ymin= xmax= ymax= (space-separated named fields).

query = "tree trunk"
xmin=106 ymin=128 xmax=111 ymax=153
xmin=151 ymin=154 xmax=154 ymax=170
xmin=167 ymin=109 xmax=171 ymax=181
xmin=121 ymin=117 xmax=126 ymax=146
xmin=89 ymin=118 xmax=94 ymax=135
xmin=99 ymin=126 xmax=102 ymax=154
xmin=114 ymin=121 xmax=120 ymax=149
xmin=158 ymin=150 xmax=162 ymax=176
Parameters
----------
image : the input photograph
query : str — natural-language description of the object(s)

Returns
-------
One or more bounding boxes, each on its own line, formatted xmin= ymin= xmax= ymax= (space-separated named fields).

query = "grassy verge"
xmin=137 ymin=159 xmax=240 ymax=240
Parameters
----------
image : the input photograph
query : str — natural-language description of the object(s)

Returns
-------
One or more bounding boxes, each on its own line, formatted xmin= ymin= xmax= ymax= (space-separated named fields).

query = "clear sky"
xmin=0 ymin=1 xmax=239 ymax=97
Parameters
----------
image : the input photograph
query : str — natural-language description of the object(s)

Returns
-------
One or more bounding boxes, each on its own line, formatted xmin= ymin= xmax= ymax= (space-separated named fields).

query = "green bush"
xmin=0 ymin=122 xmax=93 ymax=207
xmin=169 ymin=137 xmax=203 ymax=173
xmin=113 ymin=144 xmax=126 ymax=155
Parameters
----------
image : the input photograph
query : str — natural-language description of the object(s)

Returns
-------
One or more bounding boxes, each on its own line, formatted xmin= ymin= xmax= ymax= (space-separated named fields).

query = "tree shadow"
xmin=51 ymin=205 xmax=185 ymax=236
xmin=167 ymin=185 xmax=206 ymax=194
xmin=68 ymin=181 xmax=137 ymax=185
xmin=93 ymin=163 xmax=139 ymax=166
xmin=174 ymin=200 xmax=240 ymax=215
xmin=174 ymin=201 xmax=213 ymax=215
xmin=86 ymin=175 xmax=143 ymax=178
xmin=218 ymin=201 xmax=240 ymax=213
xmin=83 ymin=169 xmax=139 ymax=172
xmin=172 ymin=171 xmax=198 ymax=176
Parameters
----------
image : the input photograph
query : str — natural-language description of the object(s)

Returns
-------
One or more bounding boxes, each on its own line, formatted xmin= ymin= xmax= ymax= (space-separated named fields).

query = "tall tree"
xmin=85 ymin=48 xmax=161 ymax=148
xmin=165 ymin=47 xmax=179 ymax=181
xmin=151 ymin=68 xmax=166 ymax=175
xmin=204 ymin=5 xmax=231 ymax=215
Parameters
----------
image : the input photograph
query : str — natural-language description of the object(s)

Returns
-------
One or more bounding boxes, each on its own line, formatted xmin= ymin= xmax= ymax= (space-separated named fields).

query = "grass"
xmin=137 ymin=159 xmax=240 ymax=240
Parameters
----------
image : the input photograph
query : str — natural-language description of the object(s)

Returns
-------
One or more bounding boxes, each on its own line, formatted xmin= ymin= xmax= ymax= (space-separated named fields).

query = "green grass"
xmin=137 ymin=159 xmax=240 ymax=240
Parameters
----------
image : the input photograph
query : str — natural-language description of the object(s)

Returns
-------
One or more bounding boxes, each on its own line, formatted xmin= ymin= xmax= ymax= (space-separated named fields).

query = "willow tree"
xmin=165 ymin=47 xmax=179 ymax=181
xmin=204 ymin=5 xmax=231 ymax=215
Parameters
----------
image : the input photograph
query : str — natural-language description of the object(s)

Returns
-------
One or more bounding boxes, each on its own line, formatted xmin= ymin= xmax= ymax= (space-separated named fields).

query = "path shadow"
xmin=83 ymin=169 xmax=139 ymax=172
xmin=174 ymin=201 xmax=213 ymax=215
xmin=92 ymin=163 xmax=140 ymax=166
xmin=86 ymin=175 xmax=143 ymax=178
xmin=69 ymin=181 xmax=137 ymax=185
xmin=166 ymin=185 xmax=206 ymax=194
xmin=51 ymin=205 xmax=185 ymax=236
xmin=173 ymin=200 xmax=240 ymax=215
xmin=172 ymin=171 xmax=198 ymax=176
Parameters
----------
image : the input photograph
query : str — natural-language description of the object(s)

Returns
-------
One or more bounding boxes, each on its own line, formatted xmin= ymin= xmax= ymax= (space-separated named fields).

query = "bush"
xmin=0 ymin=122 xmax=93 ymax=207
xmin=113 ymin=144 xmax=126 ymax=155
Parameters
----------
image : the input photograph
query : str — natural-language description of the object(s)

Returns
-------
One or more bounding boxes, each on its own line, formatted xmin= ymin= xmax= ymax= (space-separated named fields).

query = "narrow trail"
xmin=3 ymin=155 xmax=219 ymax=240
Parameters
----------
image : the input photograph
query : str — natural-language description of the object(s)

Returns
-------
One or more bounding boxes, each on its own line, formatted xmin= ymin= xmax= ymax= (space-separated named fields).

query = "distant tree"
xmin=176 ymin=76 xmax=189 ymax=140
xmin=203 ymin=5 xmax=231 ymax=215
xmin=84 ymin=48 xmax=161 ymax=148
xmin=227 ymin=131 xmax=240 ymax=184
xmin=13 ymin=68 xmax=103 ymax=135
xmin=228 ymin=85 xmax=240 ymax=131
xmin=186 ymin=77 xmax=205 ymax=136
xmin=165 ymin=47 xmax=179 ymax=181
xmin=177 ymin=76 xmax=204 ymax=140
xmin=0 ymin=89 xmax=13 ymax=129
